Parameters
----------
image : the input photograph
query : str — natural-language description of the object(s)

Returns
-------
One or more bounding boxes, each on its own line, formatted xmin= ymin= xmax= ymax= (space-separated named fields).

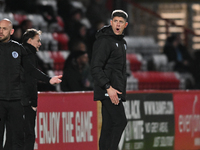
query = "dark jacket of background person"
xmin=91 ymin=25 xmax=127 ymax=101
xmin=0 ymin=40 xmax=50 ymax=100
xmin=163 ymin=35 xmax=194 ymax=73
xmin=61 ymin=51 xmax=92 ymax=91
xmin=86 ymin=0 xmax=110 ymax=27
xmin=21 ymin=43 xmax=39 ymax=107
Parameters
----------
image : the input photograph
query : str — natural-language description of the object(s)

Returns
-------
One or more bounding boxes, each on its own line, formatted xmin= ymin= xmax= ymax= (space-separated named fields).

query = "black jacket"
xmin=61 ymin=55 xmax=86 ymax=91
xmin=61 ymin=52 xmax=92 ymax=91
xmin=21 ymin=43 xmax=39 ymax=106
xmin=0 ymin=40 xmax=50 ymax=101
xmin=91 ymin=25 xmax=127 ymax=101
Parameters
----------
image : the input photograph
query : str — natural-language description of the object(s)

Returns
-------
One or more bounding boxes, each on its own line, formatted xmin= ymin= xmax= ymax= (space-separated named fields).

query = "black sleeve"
xmin=21 ymin=47 xmax=51 ymax=83
xmin=90 ymin=38 xmax=110 ymax=87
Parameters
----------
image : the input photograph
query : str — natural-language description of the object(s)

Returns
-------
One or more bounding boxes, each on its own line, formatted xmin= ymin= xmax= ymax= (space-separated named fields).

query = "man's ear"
xmin=110 ymin=20 xmax=113 ymax=26
xmin=27 ymin=38 xmax=32 ymax=44
xmin=124 ymin=22 xmax=128 ymax=28
xmin=10 ymin=29 xmax=14 ymax=35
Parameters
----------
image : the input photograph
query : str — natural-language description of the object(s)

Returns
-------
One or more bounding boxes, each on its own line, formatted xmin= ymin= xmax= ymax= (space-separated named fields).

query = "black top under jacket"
xmin=91 ymin=25 xmax=127 ymax=101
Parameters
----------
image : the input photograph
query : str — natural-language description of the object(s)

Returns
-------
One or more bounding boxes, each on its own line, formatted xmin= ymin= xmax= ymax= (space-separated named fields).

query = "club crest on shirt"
xmin=12 ymin=51 xmax=18 ymax=58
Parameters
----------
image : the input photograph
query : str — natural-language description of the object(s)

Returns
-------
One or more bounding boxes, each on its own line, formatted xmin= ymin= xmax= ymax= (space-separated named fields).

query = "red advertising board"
xmin=32 ymin=90 xmax=200 ymax=150
xmin=34 ymin=92 xmax=98 ymax=150
xmin=173 ymin=92 xmax=200 ymax=150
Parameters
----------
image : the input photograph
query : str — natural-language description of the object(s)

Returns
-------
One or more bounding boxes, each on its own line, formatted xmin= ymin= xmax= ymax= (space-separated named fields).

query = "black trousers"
xmin=0 ymin=100 xmax=24 ymax=150
xmin=4 ymin=105 xmax=36 ymax=150
xmin=99 ymin=99 xmax=127 ymax=150
xmin=23 ymin=106 xmax=36 ymax=150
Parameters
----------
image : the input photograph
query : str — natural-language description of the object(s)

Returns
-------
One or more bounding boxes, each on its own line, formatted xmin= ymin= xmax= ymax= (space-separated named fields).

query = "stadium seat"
xmin=56 ymin=16 xmax=64 ymax=29
xmin=40 ymin=33 xmax=50 ymax=50
xmin=52 ymin=32 xmax=69 ymax=50
xmin=13 ymin=13 xmax=27 ymax=24
xmin=132 ymin=71 xmax=180 ymax=90
xmin=3 ymin=13 xmax=18 ymax=25
xmin=49 ymin=51 xmax=66 ymax=70
xmin=148 ymin=54 xmax=171 ymax=71
xmin=37 ymin=50 xmax=69 ymax=73
xmin=126 ymin=74 xmax=138 ymax=90
xmin=26 ymin=14 xmax=48 ymax=32
xmin=37 ymin=51 xmax=54 ymax=69
xmin=60 ymin=51 xmax=70 ymax=60
xmin=40 ymin=32 xmax=58 ymax=51
xmin=126 ymin=53 xmax=147 ymax=71
xmin=124 ymin=36 xmax=160 ymax=60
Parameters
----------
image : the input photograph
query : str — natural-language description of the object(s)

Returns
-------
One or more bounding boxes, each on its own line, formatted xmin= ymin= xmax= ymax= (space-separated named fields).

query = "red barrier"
xmin=34 ymin=92 xmax=98 ymax=150
xmin=34 ymin=90 xmax=200 ymax=150
xmin=173 ymin=92 xmax=200 ymax=150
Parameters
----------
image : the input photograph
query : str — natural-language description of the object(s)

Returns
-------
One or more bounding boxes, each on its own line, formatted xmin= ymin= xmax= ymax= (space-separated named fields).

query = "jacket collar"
xmin=22 ymin=43 xmax=37 ymax=54
xmin=96 ymin=25 xmax=124 ymax=40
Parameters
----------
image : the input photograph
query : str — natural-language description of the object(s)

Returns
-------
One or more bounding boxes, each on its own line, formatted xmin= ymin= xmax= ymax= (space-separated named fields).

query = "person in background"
xmin=57 ymin=0 xmax=74 ymax=32
xmin=67 ymin=39 xmax=94 ymax=90
xmin=61 ymin=50 xmax=93 ymax=91
xmin=11 ymin=25 xmax=22 ymax=43
xmin=91 ymin=10 xmax=128 ymax=150
xmin=64 ymin=8 xmax=84 ymax=38
xmin=0 ymin=18 xmax=62 ymax=150
xmin=163 ymin=34 xmax=194 ymax=73
xmin=20 ymin=19 xmax=33 ymax=35
xmin=68 ymin=39 xmax=87 ymax=52
xmin=86 ymin=0 xmax=110 ymax=28
xmin=87 ymin=20 xmax=105 ymax=63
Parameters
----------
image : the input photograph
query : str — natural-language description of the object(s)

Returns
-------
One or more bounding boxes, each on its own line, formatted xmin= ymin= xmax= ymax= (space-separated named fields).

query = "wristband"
xmin=105 ymin=83 xmax=110 ymax=89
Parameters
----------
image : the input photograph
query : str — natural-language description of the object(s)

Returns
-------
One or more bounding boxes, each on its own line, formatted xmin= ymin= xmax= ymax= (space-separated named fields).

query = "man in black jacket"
xmin=21 ymin=28 xmax=44 ymax=150
xmin=91 ymin=10 xmax=128 ymax=150
xmin=0 ymin=19 xmax=62 ymax=150
xmin=4 ymin=28 xmax=44 ymax=150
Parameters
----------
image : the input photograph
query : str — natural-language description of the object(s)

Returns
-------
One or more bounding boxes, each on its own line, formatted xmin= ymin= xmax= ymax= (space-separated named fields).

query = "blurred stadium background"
xmin=2 ymin=0 xmax=200 ymax=150
xmin=1 ymin=0 xmax=200 ymax=91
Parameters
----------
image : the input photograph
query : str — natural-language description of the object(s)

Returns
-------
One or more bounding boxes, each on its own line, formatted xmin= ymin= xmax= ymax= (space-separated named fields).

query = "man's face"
xmin=110 ymin=16 xmax=128 ymax=35
xmin=27 ymin=34 xmax=42 ymax=51
xmin=77 ymin=53 xmax=88 ymax=67
xmin=0 ymin=20 xmax=14 ymax=43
